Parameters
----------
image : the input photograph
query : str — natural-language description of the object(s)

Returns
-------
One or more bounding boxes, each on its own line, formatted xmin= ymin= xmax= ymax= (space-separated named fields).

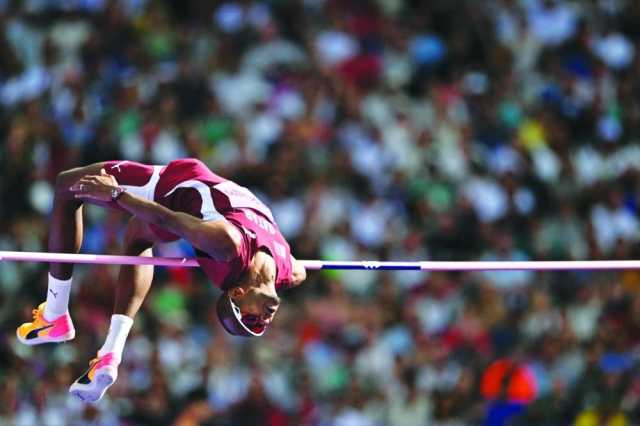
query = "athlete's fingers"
xmin=70 ymin=178 xmax=101 ymax=192
xmin=70 ymin=178 xmax=115 ymax=202
xmin=69 ymin=175 xmax=100 ymax=191
xmin=76 ymin=176 xmax=94 ymax=183
xmin=73 ymin=188 xmax=104 ymax=200
xmin=84 ymin=174 xmax=115 ymax=185
xmin=69 ymin=182 xmax=83 ymax=191
xmin=69 ymin=179 xmax=93 ymax=191
xmin=69 ymin=178 xmax=85 ymax=191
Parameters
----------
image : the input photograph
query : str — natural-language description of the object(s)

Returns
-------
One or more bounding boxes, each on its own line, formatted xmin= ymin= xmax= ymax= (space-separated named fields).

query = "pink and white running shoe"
xmin=16 ymin=302 xmax=75 ymax=345
xmin=69 ymin=352 xmax=119 ymax=403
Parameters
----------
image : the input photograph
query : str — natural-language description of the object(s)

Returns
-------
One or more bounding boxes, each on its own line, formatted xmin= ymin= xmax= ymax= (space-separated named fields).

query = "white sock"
xmin=98 ymin=314 xmax=134 ymax=361
xmin=44 ymin=274 xmax=72 ymax=320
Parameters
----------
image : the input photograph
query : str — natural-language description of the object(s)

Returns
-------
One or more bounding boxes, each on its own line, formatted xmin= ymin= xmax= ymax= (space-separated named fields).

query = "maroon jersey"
xmin=103 ymin=159 xmax=294 ymax=291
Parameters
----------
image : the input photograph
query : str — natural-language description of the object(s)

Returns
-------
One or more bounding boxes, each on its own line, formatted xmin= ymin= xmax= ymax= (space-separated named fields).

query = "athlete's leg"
xmin=18 ymin=160 xmax=159 ymax=344
xmin=100 ymin=216 xmax=156 ymax=360
xmin=16 ymin=163 xmax=107 ymax=344
xmin=113 ymin=217 xmax=157 ymax=319
xmin=49 ymin=163 xmax=107 ymax=279
xmin=70 ymin=217 xmax=157 ymax=402
xmin=44 ymin=163 xmax=109 ymax=321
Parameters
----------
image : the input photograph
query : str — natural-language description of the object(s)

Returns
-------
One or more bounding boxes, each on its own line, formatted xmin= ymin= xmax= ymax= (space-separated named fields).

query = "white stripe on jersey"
xmin=164 ymin=180 xmax=224 ymax=221
xmin=119 ymin=166 xmax=163 ymax=202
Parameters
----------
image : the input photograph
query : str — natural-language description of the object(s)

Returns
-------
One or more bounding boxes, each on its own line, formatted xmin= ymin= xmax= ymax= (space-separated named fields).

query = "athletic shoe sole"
xmin=16 ymin=329 xmax=76 ymax=345
xmin=69 ymin=368 xmax=117 ymax=403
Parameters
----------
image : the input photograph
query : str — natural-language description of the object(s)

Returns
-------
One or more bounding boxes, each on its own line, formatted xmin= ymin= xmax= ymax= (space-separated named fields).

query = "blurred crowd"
xmin=2 ymin=0 xmax=640 ymax=424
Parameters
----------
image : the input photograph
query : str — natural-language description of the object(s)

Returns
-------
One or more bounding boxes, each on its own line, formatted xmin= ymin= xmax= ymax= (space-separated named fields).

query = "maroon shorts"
xmin=100 ymin=160 xmax=224 ymax=241
xmin=103 ymin=160 xmax=163 ymax=200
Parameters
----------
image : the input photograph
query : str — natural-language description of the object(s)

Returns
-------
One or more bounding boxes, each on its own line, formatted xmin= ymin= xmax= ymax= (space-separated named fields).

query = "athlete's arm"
xmin=290 ymin=256 xmax=307 ymax=287
xmin=116 ymin=192 xmax=241 ymax=261
xmin=70 ymin=169 xmax=241 ymax=261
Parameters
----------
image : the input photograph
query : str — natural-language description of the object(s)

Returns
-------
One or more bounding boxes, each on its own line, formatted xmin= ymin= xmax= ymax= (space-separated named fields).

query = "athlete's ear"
xmin=229 ymin=287 xmax=246 ymax=299
xmin=100 ymin=168 xmax=108 ymax=176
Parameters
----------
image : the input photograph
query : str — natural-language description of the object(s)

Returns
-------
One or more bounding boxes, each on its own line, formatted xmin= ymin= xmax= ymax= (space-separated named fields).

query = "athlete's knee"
xmin=123 ymin=238 xmax=154 ymax=256
xmin=123 ymin=228 xmax=154 ymax=253
xmin=54 ymin=169 xmax=79 ymax=196
xmin=123 ymin=219 xmax=156 ymax=253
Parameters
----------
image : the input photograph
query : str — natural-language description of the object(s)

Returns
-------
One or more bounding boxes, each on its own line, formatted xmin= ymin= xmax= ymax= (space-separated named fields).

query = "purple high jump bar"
xmin=1 ymin=251 xmax=640 ymax=271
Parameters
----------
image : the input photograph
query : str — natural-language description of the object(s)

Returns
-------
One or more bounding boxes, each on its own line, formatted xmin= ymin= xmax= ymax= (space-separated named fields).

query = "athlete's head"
xmin=217 ymin=251 xmax=280 ymax=337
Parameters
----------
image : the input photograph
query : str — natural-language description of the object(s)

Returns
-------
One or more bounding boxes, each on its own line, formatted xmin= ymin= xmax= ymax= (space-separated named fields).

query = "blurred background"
xmin=1 ymin=0 xmax=640 ymax=425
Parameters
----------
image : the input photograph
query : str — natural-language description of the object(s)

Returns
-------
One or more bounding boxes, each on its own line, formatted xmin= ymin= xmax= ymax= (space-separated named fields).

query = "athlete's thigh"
xmin=123 ymin=216 xmax=162 ymax=249
xmin=57 ymin=162 xmax=109 ymax=188
xmin=102 ymin=160 xmax=159 ymax=191
xmin=59 ymin=160 xmax=160 ymax=192
xmin=61 ymin=160 xmax=160 ymax=212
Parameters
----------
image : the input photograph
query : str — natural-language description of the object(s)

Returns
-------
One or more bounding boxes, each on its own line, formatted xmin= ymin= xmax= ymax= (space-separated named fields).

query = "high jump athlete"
xmin=16 ymin=158 xmax=307 ymax=402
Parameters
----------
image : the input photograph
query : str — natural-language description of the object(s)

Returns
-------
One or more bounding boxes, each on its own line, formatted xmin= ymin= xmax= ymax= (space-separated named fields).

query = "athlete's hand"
xmin=69 ymin=169 xmax=120 ymax=202
xmin=290 ymin=257 xmax=307 ymax=287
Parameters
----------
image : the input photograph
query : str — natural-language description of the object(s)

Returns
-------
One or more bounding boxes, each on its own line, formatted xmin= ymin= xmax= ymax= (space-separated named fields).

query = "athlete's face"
xmin=231 ymin=285 xmax=281 ymax=333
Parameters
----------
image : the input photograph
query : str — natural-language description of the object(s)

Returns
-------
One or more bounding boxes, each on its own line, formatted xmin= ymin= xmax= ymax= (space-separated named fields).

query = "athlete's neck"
xmin=246 ymin=250 xmax=276 ymax=289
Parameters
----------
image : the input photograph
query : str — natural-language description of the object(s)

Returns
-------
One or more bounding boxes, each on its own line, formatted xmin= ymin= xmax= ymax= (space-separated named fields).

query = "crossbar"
xmin=0 ymin=251 xmax=639 ymax=271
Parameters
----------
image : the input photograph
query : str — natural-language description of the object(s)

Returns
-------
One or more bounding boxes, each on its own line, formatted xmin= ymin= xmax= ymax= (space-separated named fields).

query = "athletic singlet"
xmin=103 ymin=158 xmax=294 ymax=291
